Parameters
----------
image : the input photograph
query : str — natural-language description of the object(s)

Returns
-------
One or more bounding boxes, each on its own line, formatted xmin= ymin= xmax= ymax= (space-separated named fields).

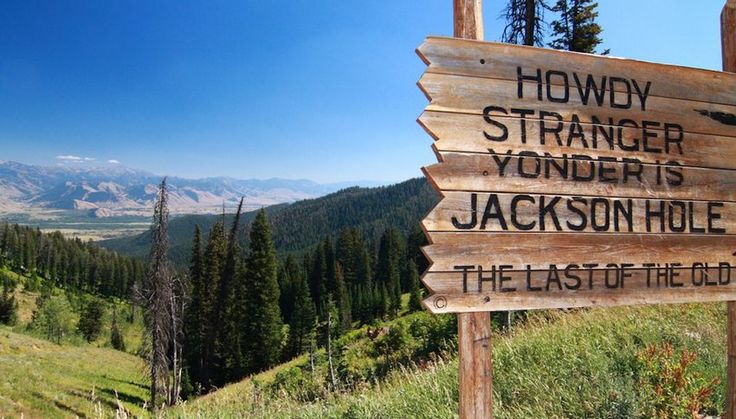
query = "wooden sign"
xmin=418 ymin=36 xmax=736 ymax=314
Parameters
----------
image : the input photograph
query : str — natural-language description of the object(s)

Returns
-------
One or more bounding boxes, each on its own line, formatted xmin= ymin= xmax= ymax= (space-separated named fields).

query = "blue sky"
xmin=0 ymin=1 xmax=725 ymax=183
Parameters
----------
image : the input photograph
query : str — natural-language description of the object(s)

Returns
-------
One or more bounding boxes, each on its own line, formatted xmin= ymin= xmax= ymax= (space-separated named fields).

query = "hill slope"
xmin=101 ymin=177 xmax=436 ymax=264
xmin=170 ymin=304 xmax=727 ymax=418
xmin=0 ymin=327 xmax=148 ymax=417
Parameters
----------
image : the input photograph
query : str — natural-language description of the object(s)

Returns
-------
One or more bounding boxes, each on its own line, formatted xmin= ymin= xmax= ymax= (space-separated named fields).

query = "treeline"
xmin=100 ymin=177 xmax=436 ymax=266
xmin=0 ymin=223 xmax=145 ymax=298
xmin=502 ymin=0 xmax=607 ymax=53
xmin=182 ymin=206 xmax=428 ymax=393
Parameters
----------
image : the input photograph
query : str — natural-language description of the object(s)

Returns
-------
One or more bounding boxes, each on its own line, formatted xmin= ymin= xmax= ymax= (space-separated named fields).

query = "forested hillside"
xmin=0 ymin=223 xmax=145 ymax=298
xmin=101 ymin=177 xmax=436 ymax=264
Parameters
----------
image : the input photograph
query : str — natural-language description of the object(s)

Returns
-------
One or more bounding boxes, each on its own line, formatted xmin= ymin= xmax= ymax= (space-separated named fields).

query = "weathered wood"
xmin=423 ymin=191 xmax=736 ymax=234
xmin=418 ymin=110 xmax=736 ymax=170
xmin=453 ymin=0 xmax=483 ymax=40
xmin=458 ymin=311 xmax=492 ymax=418
xmin=451 ymin=2 xmax=493 ymax=419
xmin=424 ymin=232 xmax=736 ymax=272
xmin=422 ymin=266 xmax=736 ymax=295
xmin=722 ymin=1 xmax=736 ymax=417
xmin=417 ymin=36 xmax=736 ymax=107
xmin=424 ymin=285 xmax=736 ymax=313
xmin=424 ymin=151 xmax=736 ymax=202
xmin=418 ymin=71 xmax=736 ymax=139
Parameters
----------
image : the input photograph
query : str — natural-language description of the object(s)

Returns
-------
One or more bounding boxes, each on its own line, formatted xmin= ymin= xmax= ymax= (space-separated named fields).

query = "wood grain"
xmin=423 ymin=191 xmax=736 ymax=234
xmin=418 ymin=36 xmax=736 ymax=107
xmin=424 ymin=151 xmax=736 ymax=202
xmin=457 ymin=311 xmax=493 ymax=418
xmin=453 ymin=0 xmax=483 ymax=40
xmin=422 ymin=267 xmax=736 ymax=294
xmin=419 ymin=110 xmax=736 ymax=170
xmin=721 ymin=1 xmax=736 ymax=417
xmin=419 ymin=72 xmax=736 ymax=139
xmin=423 ymin=285 xmax=736 ymax=313
xmin=424 ymin=232 xmax=736 ymax=271
xmin=451 ymin=2 xmax=493 ymax=419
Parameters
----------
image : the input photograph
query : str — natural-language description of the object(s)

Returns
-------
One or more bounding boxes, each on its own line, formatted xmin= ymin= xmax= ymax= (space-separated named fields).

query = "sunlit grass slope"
xmin=0 ymin=326 xmax=149 ymax=417
xmin=172 ymin=303 xmax=727 ymax=418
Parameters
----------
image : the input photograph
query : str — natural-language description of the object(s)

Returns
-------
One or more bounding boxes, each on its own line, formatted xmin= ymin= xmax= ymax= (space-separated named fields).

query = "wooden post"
xmin=453 ymin=3 xmax=492 ymax=418
xmin=724 ymin=2 xmax=736 ymax=417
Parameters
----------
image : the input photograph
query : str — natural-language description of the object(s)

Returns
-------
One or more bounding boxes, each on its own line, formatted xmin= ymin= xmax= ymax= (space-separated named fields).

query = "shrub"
xmin=267 ymin=365 xmax=324 ymax=402
xmin=635 ymin=342 xmax=720 ymax=418
xmin=30 ymin=295 xmax=75 ymax=344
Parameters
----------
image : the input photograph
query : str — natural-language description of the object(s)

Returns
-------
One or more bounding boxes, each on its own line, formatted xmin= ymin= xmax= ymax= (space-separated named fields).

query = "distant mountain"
xmin=100 ymin=177 xmax=437 ymax=265
xmin=0 ymin=161 xmax=379 ymax=216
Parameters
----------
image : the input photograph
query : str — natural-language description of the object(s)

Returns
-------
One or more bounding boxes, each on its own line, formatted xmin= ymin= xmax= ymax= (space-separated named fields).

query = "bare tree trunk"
xmin=142 ymin=178 xmax=175 ymax=410
xmin=169 ymin=291 xmax=178 ymax=405
xmin=150 ymin=328 xmax=158 ymax=409
xmin=327 ymin=312 xmax=337 ymax=391
xmin=524 ymin=0 xmax=535 ymax=45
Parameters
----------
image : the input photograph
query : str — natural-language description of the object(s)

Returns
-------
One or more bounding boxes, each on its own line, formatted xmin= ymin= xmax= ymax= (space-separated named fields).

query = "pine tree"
xmin=183 ymin=225 xmax=206 ymax=388
xmin=278 ymin=255 xmax=301 ymax=324
xmin=548 ymin=0 xmax=607 ymax=53
xmin=110 ymin=309 xmax=126 ymax=351
xmin=407 ymin=260 xmax=423 ymax=312
xmin=242 ymin=209 xmax=283 ymax=373
xmin=284 ymin=272 xmax=316 ymax=360
xmin=336 ymin=229 xmax=357 ymax=287
xmin=77 ymin=298 xmax=105 ymax=343
xmin=334 ymin=263 xmax=352 ymax=333
xmin=309 ymin=244 xmax=328 ymax=316
xmin=0 ymin=280 xmax=18 ymax=325
xmin=201 ymin=220 xmax=226 ymax=388
xmin=375 ymin=229 xmax=404 ymax=316
xmin=214 ymin=198 xmax=247 ymax=381
xmin=502 ymin=0 xmax=548 ymax=46
xmin=0 ymin=224 xmax=10 ymax=266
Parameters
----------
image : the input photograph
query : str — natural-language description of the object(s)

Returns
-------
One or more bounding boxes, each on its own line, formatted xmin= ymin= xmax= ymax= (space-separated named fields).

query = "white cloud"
xmin=56 ymin=155 xmax=96 ymax=163
xmin=56 ymin=155 xmax=83 ymax=162
xmin=108 ymin=159 xmax=121 ymax=164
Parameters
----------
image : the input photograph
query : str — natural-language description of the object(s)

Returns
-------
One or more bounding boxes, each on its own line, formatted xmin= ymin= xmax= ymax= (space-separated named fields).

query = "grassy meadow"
xmin=0 ymin=327 xmax=148 ymax=417
xmin=0 ymin=268 xmax=149 ymax=417
xmin=172 ymin=303 xmax=727 ymax=418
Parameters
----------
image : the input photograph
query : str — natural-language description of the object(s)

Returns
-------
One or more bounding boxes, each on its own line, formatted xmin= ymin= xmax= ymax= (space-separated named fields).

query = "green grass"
xmin=0 ymin=267 xmax=150 ymax=417
xmin=0 ymin=326 xmax=149 ymax=417
xmin=170 ymin=303 xmax=728 ymax=418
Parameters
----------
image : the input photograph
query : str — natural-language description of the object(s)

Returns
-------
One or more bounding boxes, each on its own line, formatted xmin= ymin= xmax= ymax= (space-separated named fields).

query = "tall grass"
xmin=174 ymin=303 xmax=727 ymax=418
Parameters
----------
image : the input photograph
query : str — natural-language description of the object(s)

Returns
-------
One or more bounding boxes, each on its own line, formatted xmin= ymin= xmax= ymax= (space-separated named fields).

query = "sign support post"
xmin=452 ymin=2 xmax=493 ymax=418
xmin=722 ymin=3 xmax=736 ymax=418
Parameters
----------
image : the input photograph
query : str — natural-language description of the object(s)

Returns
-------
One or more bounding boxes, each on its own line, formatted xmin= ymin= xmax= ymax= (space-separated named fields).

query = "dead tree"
xmin=502 ymin=0 xmax=548 ymax=46
xmin=140 ymin=178 xmax=183 ymax=409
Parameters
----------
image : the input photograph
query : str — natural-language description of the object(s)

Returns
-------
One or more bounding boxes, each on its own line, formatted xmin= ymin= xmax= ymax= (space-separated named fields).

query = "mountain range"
xmin=0 ymin=161 xmax=379 ymax=217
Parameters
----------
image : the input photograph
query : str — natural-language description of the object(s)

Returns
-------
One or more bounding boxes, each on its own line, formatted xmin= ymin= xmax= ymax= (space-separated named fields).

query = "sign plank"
xmin=422 ymin=285 xmax=736 ymax=313
xmin=422 ymin=266 xmax=735 ymax=295
xmin=419 ymin=110 xmax=736 ymax=170
xmin=418 ymin=36 xmax=736 ymax=107
xmin=423 ymin=191 xmax=736 ymax=234
xmin=424 ymin=232 xmax=736 ymax=271
xmin=419 ymin=71 xmax=736 ymax=139
xmin=424 ymin=152 xmax=736 ymax=202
